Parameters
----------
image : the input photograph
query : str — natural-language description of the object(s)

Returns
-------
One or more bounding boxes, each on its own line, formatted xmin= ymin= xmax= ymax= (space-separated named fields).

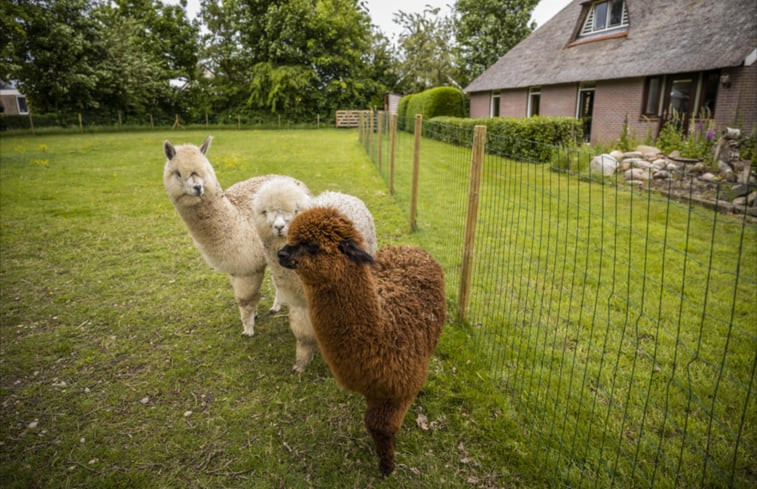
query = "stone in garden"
xmin=666 ymin=162 xmax=679 ymax=171
xmin=636 ymin=145 xmax=661 ymax=156
xmin=652 ymin=159 xmax=667 ymax=169
xmin=718 ymin=160 xmax=733 ymax=172
xmin=628 ymin=158 xmax=652 ymax=169
xmin=689 ymin=163 xmax=707 ymax=174
xmin=701 ymin=172 xmax=719 ymax=182
xmin=610 ymin=150 xmax=624 ymax=161
xmin=625 ymin=168 xmax=650 ymax=181
xmin=590 ymin=154 xmax=618 ymax=176
xmin=653 ymin=170 xmax=671 ymax=179
xmin=669 ymin=150 xmax=681 ymax=158
xmin=623 ymin=151 xmax=643 ymax=159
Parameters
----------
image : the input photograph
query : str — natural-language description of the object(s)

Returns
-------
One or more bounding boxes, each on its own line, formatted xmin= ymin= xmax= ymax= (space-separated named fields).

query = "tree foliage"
xmin=392 ymin=6 xmax=458 ymax=94
xmin=454 ymin=0 xmax=538 ymax=86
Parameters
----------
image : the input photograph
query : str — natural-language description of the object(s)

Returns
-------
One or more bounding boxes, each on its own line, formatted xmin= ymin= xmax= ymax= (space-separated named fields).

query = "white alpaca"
xmin=252 ymin=177 xmax=377 ymax=371
xmin=162 ymin=136 xmax=303 ymax=336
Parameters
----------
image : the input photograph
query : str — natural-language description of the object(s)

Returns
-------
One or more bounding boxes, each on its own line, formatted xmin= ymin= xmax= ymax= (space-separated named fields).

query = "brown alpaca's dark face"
xmin=277 ymin=207 xmax=373 ymax=275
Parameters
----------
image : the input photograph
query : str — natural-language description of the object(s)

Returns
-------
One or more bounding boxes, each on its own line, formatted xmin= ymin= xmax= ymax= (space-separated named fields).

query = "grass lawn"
xmin=0 ymin=130 xmax=540 ymax=488
xmin=369 ymin=125 xmax=756 ymax=488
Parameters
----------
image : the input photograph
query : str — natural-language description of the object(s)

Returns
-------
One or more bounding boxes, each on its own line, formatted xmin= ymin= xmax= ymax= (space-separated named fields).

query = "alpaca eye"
xmin=175 ymin=170 xmax=181 ymax=178
xmin=261 ymin=210 xmax=267 ymax=216
xmin=306 ymin=243 xmax=319 ymax=255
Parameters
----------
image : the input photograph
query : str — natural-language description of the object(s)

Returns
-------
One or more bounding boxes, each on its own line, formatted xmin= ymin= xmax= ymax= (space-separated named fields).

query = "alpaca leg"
xmin=229 ymin=273 xmax=264 ymax=336
xmin=364 ymin=397 xmax=414 ymax=475
xmin=269 ymin=287 xmax=282 ymax=314
xmin=288 ymin=306 xmax=316 ymax=372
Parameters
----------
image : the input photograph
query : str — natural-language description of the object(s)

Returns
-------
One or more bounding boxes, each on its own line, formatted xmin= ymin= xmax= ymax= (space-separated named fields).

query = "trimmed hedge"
xmin=398 ymin=86 xmax=466 ymax=132
xmin=428 ymin=115 xmax=583 ymax=163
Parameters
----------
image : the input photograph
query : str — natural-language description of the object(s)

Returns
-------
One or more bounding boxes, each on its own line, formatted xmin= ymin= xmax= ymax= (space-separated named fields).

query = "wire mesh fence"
xmin=361 ymin=112 xmax=756 ymax=488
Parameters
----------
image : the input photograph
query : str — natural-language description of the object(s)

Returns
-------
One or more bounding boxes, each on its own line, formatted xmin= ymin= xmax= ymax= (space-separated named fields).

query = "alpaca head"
xmin=278 ymin=207 xmax=374 ymax=278
xmin=252 ymin=177 xmax=311 ymax=242
xmin=163 ymin=136 xmax=219 ymax=206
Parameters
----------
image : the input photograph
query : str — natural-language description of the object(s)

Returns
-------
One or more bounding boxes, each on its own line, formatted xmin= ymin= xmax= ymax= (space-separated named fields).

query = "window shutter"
xmin=581 ymin=7 xmax=595 ymax=35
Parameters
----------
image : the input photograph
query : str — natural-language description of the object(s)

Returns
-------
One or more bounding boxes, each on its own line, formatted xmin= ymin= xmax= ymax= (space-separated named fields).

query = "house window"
xmin=699 ymin=71 xmax=719 ymax=117
xmin=528 ymin=88 xmax=541 ymax=117
xmin=491 ymin=92 xmax=500 ymax=117
xmin=16 ymin=96 xmax=28 ymax=114
xmin=580 ymin=0 xmax=628 ymax=37
xmin=643 ymin=76 xmax=663 ymax=116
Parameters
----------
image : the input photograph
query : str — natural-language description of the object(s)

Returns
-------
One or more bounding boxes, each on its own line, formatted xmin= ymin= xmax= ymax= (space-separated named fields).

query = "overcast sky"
xmin=169 ymin=0 xmax=572 ymax=39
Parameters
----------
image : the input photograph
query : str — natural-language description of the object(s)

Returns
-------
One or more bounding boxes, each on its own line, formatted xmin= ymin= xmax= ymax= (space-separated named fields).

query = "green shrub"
xmin=428 ymin=115 xmax=582 ymax=163
xmin=399 ymin=86 xmax=466 ymax=133
xmin=396 ymin=94 xmax=412 ymax=131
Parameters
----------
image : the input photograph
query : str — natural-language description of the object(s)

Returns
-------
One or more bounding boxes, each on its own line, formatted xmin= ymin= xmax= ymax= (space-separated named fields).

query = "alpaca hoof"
xmin=292 ymin=363 xmax=306 ymax=374
xmin=241 ymin=329 xmax=255 ymax=337
xmin=268 ymin=307 xmax=280 ymax=315
xmin=379 ymin=461 xmax=394 ymax=476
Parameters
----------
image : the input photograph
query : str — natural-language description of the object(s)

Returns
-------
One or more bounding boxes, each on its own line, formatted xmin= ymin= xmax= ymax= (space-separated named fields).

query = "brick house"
xmin=464 ymin=0 xmax=757 ymax=144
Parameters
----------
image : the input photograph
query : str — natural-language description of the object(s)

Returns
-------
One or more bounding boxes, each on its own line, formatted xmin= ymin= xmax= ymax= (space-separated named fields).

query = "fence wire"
xmin=362 ymin=114 xmax=756 ymax=489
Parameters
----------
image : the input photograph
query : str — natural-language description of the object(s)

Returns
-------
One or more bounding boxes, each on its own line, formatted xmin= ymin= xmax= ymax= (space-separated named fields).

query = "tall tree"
xmin=2 ymin=0 xmax=102 ymax=113
xmin=454 ymin=0 xmax=538 ymax=87
xmin=393 ymin=6 xmax=458 ymax=94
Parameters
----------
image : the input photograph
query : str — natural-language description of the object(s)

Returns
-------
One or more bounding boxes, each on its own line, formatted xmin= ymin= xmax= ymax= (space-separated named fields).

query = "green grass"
xmin=0 ymin=130 xmax=541 ymax=488
xmin=367 ymin=124 xmax=757 ymax=489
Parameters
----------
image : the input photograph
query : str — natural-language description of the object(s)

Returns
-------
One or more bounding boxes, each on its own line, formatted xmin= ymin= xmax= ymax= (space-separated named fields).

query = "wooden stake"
xmin=28 ymin=110 xmax=35 ymax=135
xmin=150 ymin=113 xmax=154 ymax=129
xmin=457 ymin=125 xmax=487 ymax=322
xmin=410 ymin=114 xmax=422 ymax=232
xmin=237 ymin=115 xmax=241 ymax=129
xmin=369 ymin=111 xmax=374 ymax=163
xmin=389 ymin=113 xmax=397 ymax=195
xmin=78 ymin=113 xmax=83 ymax=133
xmin=377 ymin=111 xmax=384 ymax=172
xmin=205 ymin=110 xmax=209 ymax=128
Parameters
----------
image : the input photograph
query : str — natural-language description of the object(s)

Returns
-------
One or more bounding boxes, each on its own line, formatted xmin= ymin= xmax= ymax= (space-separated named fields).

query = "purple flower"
xmin=706 ymin=127 xmax=716 ymax=141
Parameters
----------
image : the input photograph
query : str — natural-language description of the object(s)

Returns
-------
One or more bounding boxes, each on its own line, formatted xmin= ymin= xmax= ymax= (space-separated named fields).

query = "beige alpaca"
xmin=163 ymin=136 xmax=297 ymax=336
xmin=252 ymin=177 xmax=376 ymax=372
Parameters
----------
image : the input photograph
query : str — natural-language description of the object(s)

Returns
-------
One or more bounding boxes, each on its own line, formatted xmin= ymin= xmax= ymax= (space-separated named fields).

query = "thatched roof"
xmin=465 ymin=0 xmax=757 ymax=93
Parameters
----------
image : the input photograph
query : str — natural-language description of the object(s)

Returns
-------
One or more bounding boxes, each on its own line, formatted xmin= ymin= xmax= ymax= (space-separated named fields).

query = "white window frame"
xmin=527 ymin=87 xmax=541 ymax=117
xmin=580 ymin=0 xmax=629 ymax=37
xmin=490 ymin=91 xmax=501 ymax=117
xmin=16 ymin=96 xmax=29 ymax=115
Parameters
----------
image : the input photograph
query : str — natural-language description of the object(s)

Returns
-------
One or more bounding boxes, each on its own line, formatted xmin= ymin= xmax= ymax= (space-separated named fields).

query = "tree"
xmin=455 ymin=0 xmax=538 ymax=87
xmin=393 ymin=6 xmax=458 ymax=94
xmin=2 ymin=0 xmax=102 ymax=113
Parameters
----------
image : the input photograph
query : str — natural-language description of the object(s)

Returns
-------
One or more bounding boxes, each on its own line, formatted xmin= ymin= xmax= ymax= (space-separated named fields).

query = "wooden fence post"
xmin=457 ymin=125 xmax=487 ymax=322
xmin=150 ymin=113 xmax=154 ymax=129
xmin=118 ymin=111 xmax=122 ymax=129
xmin=410 ymin=114 xmax=422 ymax=232
xmin=377 ymin=111 xmax=384 ymax=172
xmin=78 ymin=113 xmax=83 ymax=133
xmin=317 ymin=114 xmax=320 ymax=129
xmin=237 ymin=115 xmax=241 ymax=129
xmin=28 ymin=110 xmax=35 ymax=136
xmin=368 ymin=111 xmax=374 ymax=163
xmin=205 ymin=110 xmax=209 ymax=128
xmin=389 ymin=113 xmax=397 ymax=195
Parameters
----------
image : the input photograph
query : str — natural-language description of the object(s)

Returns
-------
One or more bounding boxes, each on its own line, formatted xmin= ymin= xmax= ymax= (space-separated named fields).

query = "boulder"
xmin=701 ymin=172 xmax=719 ymax=182
xmin=653 ymin=170 xmax=671 ymax=180
xmin=652 ymin=159 xmax=667 ymax=170
xmin=625 ymin=168 xmax=650 ymax=181
xmin=626 ymin=158 xmax=653 ymax=169
xmin=610 ymin=150 xmax=625 ymax=161
xmin=623 ymin=151 xmax=643 ymax=159
xmin=590 ymin=154 xmax=619 ymax=176
xmin=636 ymin=145 xmax=662 ymax=159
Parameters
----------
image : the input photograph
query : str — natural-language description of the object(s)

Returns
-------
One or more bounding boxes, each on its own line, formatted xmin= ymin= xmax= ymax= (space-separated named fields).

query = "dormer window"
xmin=579 ymin=0 xmax=628 ymax=37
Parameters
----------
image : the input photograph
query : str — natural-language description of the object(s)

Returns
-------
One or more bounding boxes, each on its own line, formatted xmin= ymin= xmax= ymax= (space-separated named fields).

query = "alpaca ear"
xmin=339 ymin=239 xmax=374 ymax=265
xmin=200 ymin=136 xmax=212 ymax=155
xmin=163 ymin=140 xmax=176 ymax=160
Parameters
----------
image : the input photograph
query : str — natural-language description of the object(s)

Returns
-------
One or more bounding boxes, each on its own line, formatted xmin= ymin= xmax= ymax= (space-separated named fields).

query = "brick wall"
xmin=715 ymin=63 xmax=757 ymax=136
xmin=500 ymin=88 xmax=528 ymax=117
xmin=469 ymin=92 xmax=491 ymax=118
xmin=541 ymin=84 xmax=578 ymax=117
xmin=592 ymin=77 xmax=658 ymax=144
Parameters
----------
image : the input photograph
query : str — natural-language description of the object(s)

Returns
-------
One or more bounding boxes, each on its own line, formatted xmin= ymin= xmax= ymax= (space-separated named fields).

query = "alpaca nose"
xmin=275 ymin=223 xmax=285 ymax=234
xmin=192 ymin=184 xmax=203 ymax=196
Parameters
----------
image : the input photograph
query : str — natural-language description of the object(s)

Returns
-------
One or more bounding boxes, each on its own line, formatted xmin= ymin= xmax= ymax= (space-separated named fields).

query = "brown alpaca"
xmin=278 ymin=207 xmax=446 ymax=475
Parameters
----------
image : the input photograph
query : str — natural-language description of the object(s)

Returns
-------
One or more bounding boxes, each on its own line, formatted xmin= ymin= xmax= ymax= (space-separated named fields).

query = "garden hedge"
xmin=398 ymin=87 xmax=466 ymax=132
xmin=428 ymin=115 xmax=583 ymax=163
